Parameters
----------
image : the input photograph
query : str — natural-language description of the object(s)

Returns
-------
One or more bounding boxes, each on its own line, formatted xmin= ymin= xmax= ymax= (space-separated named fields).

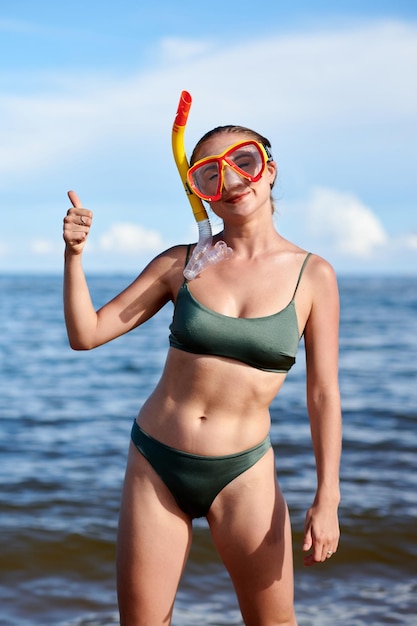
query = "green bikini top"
xmin=169 ymin=251 xmax=311 ymax=373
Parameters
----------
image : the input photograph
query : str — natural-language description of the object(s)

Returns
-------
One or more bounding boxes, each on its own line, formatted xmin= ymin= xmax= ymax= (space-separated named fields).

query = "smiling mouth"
xmin=223 ymin=190 xmax=250 ymax=203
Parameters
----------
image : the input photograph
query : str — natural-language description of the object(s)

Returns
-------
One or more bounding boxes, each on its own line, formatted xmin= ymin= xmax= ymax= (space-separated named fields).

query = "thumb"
xmin=302 ymin=527 xmax=312 ymax=552
xmin=68 ymin=190 xmax=82 ymax=209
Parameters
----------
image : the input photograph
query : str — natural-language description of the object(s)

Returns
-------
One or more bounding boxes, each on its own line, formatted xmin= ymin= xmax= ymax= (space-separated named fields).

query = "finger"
xmin=325 ymin=546 xmax=337 ymax=559
xmin=302 ymin=529 xmax=312 ymax=552
xmin=315 ymin=542 xmax=327 ymax=563
xmin=68 ymin=190 xmax=82 ymax=209
xmin=303 ymin=547 xmax=323 ymax=566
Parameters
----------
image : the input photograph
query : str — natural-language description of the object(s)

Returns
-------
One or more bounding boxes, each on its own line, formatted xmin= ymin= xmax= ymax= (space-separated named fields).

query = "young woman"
xmin=63 ymin=125 xmax=341 ymax=626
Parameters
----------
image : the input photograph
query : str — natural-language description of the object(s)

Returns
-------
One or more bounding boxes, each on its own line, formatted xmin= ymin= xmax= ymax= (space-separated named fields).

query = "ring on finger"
xmin=80 ymin=216 xmax=86 ymax=226
xmin=327 ymin=550 xmax=333 ymax=556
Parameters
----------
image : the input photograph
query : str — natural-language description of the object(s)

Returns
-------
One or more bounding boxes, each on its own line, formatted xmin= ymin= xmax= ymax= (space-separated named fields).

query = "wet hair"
xmin=190 ymin=126 xmax=276 ymax=212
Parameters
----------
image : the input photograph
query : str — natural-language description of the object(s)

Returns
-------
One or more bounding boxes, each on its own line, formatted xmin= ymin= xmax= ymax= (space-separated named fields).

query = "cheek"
xmin=254 ymin=176 xmax=274 ymax=198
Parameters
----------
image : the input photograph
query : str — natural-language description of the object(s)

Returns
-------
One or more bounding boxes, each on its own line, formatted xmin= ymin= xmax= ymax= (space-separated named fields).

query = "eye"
xmin=232 ymin=151 xmax=258 ymax=175
xmin=191 ymin=162 xmax=221 ymax=195
xmin=198 ymin=164 xmax=219 ymax=184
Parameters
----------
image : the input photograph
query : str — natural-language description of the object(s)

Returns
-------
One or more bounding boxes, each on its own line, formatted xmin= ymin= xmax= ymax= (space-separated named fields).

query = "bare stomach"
xmin=136 ymin=348 xmax=286 ymax=456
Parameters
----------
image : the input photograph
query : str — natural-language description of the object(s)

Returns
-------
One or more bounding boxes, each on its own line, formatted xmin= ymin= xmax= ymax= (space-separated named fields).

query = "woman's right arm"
xmin=63 ymin=191 xmax=174 ymax=350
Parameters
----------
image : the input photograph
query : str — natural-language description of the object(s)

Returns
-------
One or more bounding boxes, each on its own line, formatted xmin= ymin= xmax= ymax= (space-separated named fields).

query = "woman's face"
xmin=193 ymin=133 xmax=276 ymax=218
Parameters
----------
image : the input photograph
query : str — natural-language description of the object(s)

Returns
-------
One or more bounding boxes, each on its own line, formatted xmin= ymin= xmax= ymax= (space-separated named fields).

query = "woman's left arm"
xmin=302 ymin=257 xmax=342 ymax=566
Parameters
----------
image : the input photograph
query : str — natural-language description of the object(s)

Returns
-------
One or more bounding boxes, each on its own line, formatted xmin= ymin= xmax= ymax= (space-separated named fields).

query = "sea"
xmin=0 ymin=273 xmax=416 ymax=626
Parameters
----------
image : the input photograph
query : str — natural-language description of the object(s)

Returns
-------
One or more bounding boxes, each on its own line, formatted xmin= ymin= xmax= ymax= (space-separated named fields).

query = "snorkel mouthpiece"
xmin=172 ymin=90 xmax=232 ymax=280
xmin=183 ymin=240 xmax=233 ymax=280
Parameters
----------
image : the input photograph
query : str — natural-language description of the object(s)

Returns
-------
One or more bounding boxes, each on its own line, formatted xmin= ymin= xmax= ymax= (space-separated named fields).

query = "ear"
xmin=267 ymin=160 xmax=277 ymax=189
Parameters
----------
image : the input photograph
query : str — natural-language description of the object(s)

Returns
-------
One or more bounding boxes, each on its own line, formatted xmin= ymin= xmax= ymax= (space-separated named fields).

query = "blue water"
xmin=0 ymin=274 xmax=416 ymax=625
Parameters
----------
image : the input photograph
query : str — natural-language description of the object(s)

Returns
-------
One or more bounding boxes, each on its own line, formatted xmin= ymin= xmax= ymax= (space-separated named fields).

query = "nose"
xmin=222 ymin=164 xmax=246 ymax=190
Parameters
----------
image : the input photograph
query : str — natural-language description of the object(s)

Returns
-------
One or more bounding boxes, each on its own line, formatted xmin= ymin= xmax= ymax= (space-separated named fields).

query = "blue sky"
xmin=1 ymin=0 xmax=416 ymax=274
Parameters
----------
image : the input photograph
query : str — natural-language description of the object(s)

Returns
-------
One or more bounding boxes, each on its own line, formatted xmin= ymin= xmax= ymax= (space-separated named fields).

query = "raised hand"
xmin=63 ymin=190 xmax=93 ymax=255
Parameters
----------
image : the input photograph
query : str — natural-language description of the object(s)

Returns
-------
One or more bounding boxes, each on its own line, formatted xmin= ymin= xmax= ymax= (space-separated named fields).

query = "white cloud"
xmin=0 ymin=19 xmax=416 ymax=180
xmin=1 ymin=17 xmax=416 ymax=274
xmin=306 ymin=187 xmax=389 ymax=257
xmin=392 ymin=233 xmax=417 ymax=251
xmin=31 ymin=239 xmax=58 ymax=255
xmin=99 ymin=223 xmax=164 ymax=255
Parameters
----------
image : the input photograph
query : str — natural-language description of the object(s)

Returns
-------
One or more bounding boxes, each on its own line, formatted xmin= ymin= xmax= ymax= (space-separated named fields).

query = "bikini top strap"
xmin=182 ymin=244 xmax=192 ymax=285
xmin=184 ymin=243 xmax=192 ymax=267
xmin=292 ymin=252 xmax=312 ymax=300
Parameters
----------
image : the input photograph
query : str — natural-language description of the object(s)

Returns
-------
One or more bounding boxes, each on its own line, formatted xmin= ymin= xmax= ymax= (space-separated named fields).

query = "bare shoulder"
xmin=305 ymin=253 xmax=338 ymax=286
xmin=145 ymin=244 xmax=189 ymax=276
xmin=303 ymin=253 xmax=340 ymax=313
xmin=130 ymin=244 xmax=190 ymax=298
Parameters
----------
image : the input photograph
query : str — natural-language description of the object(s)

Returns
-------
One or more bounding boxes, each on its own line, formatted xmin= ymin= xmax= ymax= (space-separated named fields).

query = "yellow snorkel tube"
xmin=172 ymin=90 xmax=232 ymax=280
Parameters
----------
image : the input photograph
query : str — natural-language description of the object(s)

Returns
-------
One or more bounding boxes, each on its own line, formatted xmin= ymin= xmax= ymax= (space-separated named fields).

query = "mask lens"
xmin=226 ymin=143 xmax=264 ymax=179
xmin=189 ymin=159 xmax=221 ymax=200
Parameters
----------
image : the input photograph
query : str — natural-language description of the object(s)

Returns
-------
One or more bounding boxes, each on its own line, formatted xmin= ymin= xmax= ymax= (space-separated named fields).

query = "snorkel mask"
xmin=172 ymin=91 xmax=233 ymax=280
xmin=187 ymin=140 xmax=273 ymax=202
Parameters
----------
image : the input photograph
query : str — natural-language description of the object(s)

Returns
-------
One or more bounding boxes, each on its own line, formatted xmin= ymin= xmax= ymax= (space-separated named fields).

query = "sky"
xmin=0 ymin=0 xmax=416 ymax=275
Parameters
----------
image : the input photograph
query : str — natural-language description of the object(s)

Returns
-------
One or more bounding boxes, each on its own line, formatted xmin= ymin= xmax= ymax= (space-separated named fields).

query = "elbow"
xmin=67 ymin=336 xmax=95 ymax=351
xmin=306 ymin=379 xmax=341 ymax=416
xmin=307 ymin=388 xmax=341 ymax=414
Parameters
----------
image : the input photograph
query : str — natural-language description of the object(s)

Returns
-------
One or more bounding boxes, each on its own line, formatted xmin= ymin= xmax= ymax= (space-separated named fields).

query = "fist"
xmin=63 ymin=190 xmax=93 ymax=254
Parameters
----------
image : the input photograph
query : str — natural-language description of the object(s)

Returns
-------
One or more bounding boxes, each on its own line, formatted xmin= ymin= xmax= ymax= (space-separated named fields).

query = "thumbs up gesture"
xmin=63 ymin=190 xmax=93 ymax=255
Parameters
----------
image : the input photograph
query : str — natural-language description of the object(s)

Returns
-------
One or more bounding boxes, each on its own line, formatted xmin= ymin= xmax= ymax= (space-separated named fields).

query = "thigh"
xmin=207 ymin=447 xmax=297 ymax=626
xmin=117 ymin=441 xmax=193 ymax=626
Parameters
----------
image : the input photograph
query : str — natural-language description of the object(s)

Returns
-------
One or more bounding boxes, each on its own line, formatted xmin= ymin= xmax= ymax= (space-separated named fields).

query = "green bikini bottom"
xmin=130 ymin=420 xmax=271 ymax=519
